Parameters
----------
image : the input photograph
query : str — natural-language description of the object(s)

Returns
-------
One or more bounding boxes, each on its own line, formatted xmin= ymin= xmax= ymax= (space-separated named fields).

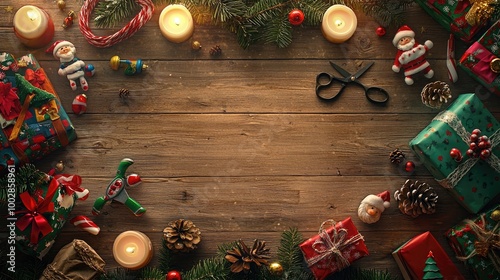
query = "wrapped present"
xmin=409 ymin=93 xmax=500 ymax=213
xmin=14 ymin=169 xmax=88 ymax=258
xmin=445 ymin=205 xmax=500 ymax=280
xmin=299 ymin=218 xmax=368 ymax=280
xmin=459 ymin=21 xmax=500 ymax=96
xmin=0 ymin=52 xmax=76 ymax=172
xmin=414 ymin=0 xmax=488 ymax=43
xmin=392 ymin=231 xmax=464 ymax=280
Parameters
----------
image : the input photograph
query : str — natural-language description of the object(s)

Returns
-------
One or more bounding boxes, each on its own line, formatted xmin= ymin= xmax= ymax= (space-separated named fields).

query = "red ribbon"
xmin=0 ymin=82 xmax=21 ymax=121
xmin=24 ymin=68 xmax=46 ymax=89
xmin=16 ymin=178 xmax=59 ymax=244
xmin=468 ymin=42 xmax=498 ymax=83
xmin=54 ymin=174 xmax=87 ymax=200
xmin=454 ymin=0 xmax=469 ymax=15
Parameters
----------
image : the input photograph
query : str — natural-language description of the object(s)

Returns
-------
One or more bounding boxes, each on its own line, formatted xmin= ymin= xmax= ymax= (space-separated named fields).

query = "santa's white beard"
xmin=57 ymin=50 xmax=75 ymax=62
xmin=358 ymin=202 xmax=381 ymax=224
xmin=397 ymin=38 xmax=416 ymax=51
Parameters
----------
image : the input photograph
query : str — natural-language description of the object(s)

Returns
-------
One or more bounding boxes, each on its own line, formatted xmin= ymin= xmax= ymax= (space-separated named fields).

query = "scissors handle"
xmin=364 ymin=86 xmax=389 ymax=104
xmin=315 ymin=72 xmax=345 ymax=101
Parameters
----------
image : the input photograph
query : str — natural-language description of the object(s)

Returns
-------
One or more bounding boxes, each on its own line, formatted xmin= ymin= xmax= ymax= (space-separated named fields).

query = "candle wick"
xmin=126 ymin=247 xmax=136 ymax=254
xmin=174 ymin=17 xmax=181 ymax=26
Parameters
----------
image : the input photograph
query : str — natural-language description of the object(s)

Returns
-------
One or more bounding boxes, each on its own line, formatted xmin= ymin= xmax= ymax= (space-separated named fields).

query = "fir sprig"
xmin=94 ymin=0 xmax=141 ymax=28
xmin=0 ymin=164 xmax=45 ymax=203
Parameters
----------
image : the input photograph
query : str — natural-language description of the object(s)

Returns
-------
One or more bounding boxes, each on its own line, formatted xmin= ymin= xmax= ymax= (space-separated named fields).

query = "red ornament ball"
xmin=449 ymin=148 xmax=462 ymax=162
xmin=376 ymin=26 xmax=386 ymax=37
xmin=404 ymin=161 xmax=415 ymax=173
xmin=288 ymin=9 xmax=305 ymax=26
xmin=166 ymin=270 xmax=182 ymax=280
xmin=72 ymin=94 xmax=87 ymax=115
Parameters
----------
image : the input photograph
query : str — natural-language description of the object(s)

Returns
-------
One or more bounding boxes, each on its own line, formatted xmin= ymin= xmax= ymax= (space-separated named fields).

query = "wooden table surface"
xmin=2 ymin=1 xmax=500 ymax=278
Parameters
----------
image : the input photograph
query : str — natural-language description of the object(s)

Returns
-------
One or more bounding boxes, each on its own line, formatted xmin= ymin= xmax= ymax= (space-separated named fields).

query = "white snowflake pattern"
xmin=353 ymin=251 xmax=361 ymax=259
xmin=491 ymin=44 xmax=499 ymax=53
xmin=448 ymin=0 xmax=456 ymax=5
xmin=443 ymin=6 xmax=450 ymax=13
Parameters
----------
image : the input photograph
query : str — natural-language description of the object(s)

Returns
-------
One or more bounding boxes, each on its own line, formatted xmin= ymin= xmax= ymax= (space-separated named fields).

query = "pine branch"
xmin=94 ymin=0 xmax=140 ymax=28
xmin=140 ymin=267 xmax=165 ymax=280
xmin=183 ymin=257 xmax=229 ymax=280
xmin=158 ymin=239 xmax=175 ymax=274
xmin=299 ymin=0 xmax=331 ymax=26
xmin=262 ymin=16 xmax=293 ymax=48
xmin=277 ymin=228 xmax=314 ymax=280
xmin=0 ymin=164 xmax=45 ymax=203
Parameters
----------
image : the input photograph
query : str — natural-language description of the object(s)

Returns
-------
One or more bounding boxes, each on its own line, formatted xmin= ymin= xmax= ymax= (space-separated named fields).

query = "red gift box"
xmin=299 ymin=217 xmax=368 ymax=280
xmin=392 ymin=231 xmax=464 ymax=280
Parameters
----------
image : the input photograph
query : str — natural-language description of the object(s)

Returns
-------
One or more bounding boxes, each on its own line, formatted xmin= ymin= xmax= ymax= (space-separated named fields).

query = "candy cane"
xmin=79 ymin=0 xmax=154 ymax=48
xmin=71 ymin=215 xmax=100 ymax=235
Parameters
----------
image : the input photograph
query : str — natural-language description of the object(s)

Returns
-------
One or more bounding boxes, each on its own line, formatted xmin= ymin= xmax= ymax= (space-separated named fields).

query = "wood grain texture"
xmin=1 ymin=1 xmax=500 ymax=278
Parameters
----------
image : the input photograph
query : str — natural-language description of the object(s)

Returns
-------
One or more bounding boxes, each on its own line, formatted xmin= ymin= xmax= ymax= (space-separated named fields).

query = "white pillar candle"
xmin=113 ymin=231 xmax=153 ymax=270
xmin=321 ymin=5 xmax=357 ymax=44
xmin=13 ymin=5 xmax=54 ymax=48
xmin=159 ymin=4 xmax=194 ymax=43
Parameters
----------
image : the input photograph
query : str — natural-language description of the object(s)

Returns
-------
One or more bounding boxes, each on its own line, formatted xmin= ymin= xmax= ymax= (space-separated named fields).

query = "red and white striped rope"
xmin=79 ymin=0 xmax=154 ymax=48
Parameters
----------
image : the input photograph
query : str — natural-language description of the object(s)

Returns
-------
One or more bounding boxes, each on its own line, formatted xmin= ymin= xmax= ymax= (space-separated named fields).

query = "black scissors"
xmin=315 ymin=61 xmax=389 ymax=104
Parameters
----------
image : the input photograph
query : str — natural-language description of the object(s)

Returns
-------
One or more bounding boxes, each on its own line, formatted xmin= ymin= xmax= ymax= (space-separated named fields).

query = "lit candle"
xmin=321 ymin=5 xmax=357 ymax=44
xmin=13 ymin=5 xmax=55 ymax=48
xmin=113 ymin=231 xmax=153 ymax=270
xmin=159 ymin=4 xmax=194 ymax=43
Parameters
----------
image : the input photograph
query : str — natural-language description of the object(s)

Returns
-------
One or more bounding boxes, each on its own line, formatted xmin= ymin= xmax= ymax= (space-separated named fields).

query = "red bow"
xmin=54 ymin=174 xmax=88 ymax=200
xmin=0 ymin=82 xmax=21 ymax=121
xmin=468 ymin=42 xmax=498 ymax=83
xmin=16 ymin=178 xmax=59 ymax=244
xmin=24 ymin=68 xmax=46 ymax=89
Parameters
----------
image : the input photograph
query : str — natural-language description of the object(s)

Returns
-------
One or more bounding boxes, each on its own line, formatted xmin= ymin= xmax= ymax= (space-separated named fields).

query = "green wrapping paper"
xmin=414 ymin=0 xmax=487 ymax=43
xmin=445 ymin=205 xmax=500 ymax=280
xmin=409 ymin=94 xmax=500 ymax=213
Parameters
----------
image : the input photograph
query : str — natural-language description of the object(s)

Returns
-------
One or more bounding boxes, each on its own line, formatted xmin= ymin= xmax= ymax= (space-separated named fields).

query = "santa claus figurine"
xmin=358 ymin=191 xmax=391 ymax=224
xmin=46 ymin=40 xmax=89 ymax=91
xmin=392 ymin=25 xmax=434 ymax=85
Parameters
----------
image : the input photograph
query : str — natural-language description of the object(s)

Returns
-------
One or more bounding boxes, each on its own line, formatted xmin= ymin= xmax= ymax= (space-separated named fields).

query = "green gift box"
xmin=414 ymin=0 xmax=488 ymax=43
xmin=409 ymin=94 xmax=500 ymax=213
xmin=445 ymin=205 xmax=500 ymax=280
xmin=15 ymin=174 xmax=83 ymax=259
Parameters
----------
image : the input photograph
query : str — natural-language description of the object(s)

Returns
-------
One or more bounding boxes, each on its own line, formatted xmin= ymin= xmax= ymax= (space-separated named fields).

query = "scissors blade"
xmin=329 ymin=61 xmax=352 ymax=78
xmin=352 ymin=62 xmax=375 ymax=79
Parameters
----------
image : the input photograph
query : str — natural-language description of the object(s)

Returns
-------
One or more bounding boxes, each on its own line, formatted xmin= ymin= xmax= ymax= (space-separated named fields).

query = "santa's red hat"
xmin=46 ymin=40 xmax=75 ymax=58
xmin=361 ymin=191 xmax=391 ymax=212
xmin=392 ymin=25 xmax=415 ymax=47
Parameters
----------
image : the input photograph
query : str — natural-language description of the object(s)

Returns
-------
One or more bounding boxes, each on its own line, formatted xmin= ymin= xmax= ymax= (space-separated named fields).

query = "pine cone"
xmin=119 ymin=88 xmax=130 ymax=100
xmin=225 ymin=239 xmax=270 ymax=273
xmin=394 ymin=179 xmax=438 ymax=218
xmin=389 ymin=148 xmax=406 ymax=164
xmin=209 ymin=45 xmax=222 ymax=56
xmin=421 ymin=81 xmax=452 ymax=109
xmin=163 ymin=219 xmax=201 ymax=252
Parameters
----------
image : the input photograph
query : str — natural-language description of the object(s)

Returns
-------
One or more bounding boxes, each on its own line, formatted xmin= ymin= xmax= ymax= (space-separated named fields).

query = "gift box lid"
xmin=393 ymin=231 xmax=464 ymax=280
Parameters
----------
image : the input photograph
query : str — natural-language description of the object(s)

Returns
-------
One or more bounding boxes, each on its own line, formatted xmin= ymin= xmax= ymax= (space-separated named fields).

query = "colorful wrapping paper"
xmin=409 ymin=94 xmax=500 ymax=213
xmin=299 ymin=217 xmax=368 ymax=280
xmin=0 ymin=53 xmax=76 ymax=172
xmin=392 ymin=231 xmax=464 ymax=280
xmin=459 ymin=21 xmax=500 ymax=96
xmin=15 ymin=175 xmax=85 ymax=259
xmin=414 ymin=0 xmax=487 ymax=43
xmin=445 ymin=205 xmax=500 ymax=280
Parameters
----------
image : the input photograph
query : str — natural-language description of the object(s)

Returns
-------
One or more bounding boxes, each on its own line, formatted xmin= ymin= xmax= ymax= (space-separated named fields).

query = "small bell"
xmin=62 ymin=11 xmax=76 ymax=29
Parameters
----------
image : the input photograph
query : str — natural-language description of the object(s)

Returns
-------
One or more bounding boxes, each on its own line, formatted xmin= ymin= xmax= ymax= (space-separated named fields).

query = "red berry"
xmin=469 ymin=142 xmax=477 ymax=150
xmin=450 ymin=148 xmax=462 ymax=161
xmin=405 ymin=161 xmax=415 ymax=172
xmin=479 ymin=135 xmax=489 ymax=142
xmin=466 ymin=149 xmax=475 ymax=157
xmin=288 ymin=9 xmax=305 ymax=26
xmin=478 ymin=141 xmax=487 ymax=149
xmin=470 ymin=134 xmax=478 ymax=142
xmin=472 ymin=129 xmax=481 ymax=135
xmin=376 ymin=26 xmax=386 ymax=37
xmin=166 ymin=270 xmax=182 ymax=280
xmin=481 ymin=149 xmax=491 ymax=159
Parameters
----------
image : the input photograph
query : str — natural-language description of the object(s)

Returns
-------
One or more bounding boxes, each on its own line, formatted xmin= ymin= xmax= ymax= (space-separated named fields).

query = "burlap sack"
xmin=40 ymin=239 xmax=105 ymax=280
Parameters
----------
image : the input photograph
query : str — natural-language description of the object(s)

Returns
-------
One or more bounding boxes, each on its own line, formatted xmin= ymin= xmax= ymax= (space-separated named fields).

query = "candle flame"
xmin=27 ymin=10 xmax=38 ymax=21
xmin=174 ymin=17 xmax=181 ymax=26
xmin=125 ymin=246 xmax=136 ymax=254
xmin=335 ymin=19 xmax=344 ymax=27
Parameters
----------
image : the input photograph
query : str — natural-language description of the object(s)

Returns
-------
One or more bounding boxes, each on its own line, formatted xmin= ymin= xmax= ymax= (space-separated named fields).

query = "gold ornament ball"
xmin=269 ymin=262 xmax=283 ymax=276
xmin=191 ymin=41 xmax=202 ymax=50
xmin=55 ymin=161 xmax=65 ymax=172
xmin=57 ymin=0 xmax=66 ymax=10
xmin=491 ymin=209 xmax=500 ymax=221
